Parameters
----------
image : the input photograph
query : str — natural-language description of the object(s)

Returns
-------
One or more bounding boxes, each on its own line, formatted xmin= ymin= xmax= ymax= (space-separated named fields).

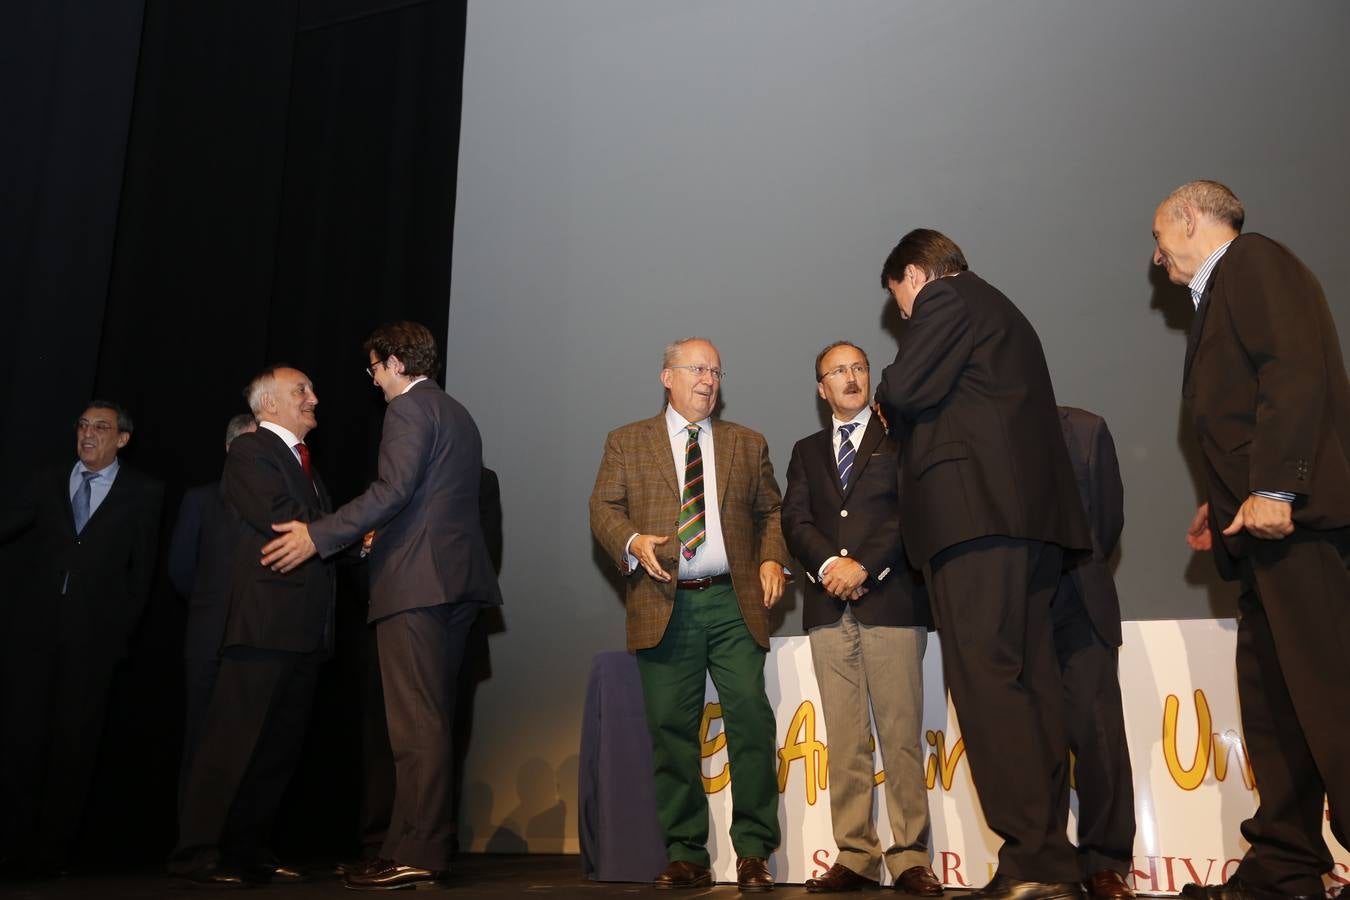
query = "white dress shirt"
xmin=69 ymin=458 xmax=120 ymax=521
xmin=259 ymin=420 xmax=307 ymax=469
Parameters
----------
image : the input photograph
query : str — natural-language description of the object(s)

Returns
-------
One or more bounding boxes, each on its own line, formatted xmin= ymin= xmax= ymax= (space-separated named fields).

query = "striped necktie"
xmin=837 ymin=422 xmax=859 ymax=490
xmin=72 ymin=469 xmax=99 ymax=534
xmin=677 ymin=424 xmax=706 ymax=561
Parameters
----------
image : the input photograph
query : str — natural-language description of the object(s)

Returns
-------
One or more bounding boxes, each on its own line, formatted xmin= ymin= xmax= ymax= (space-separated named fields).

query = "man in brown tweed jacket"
xmin=590 ymin=337 xmax=789 ymax=892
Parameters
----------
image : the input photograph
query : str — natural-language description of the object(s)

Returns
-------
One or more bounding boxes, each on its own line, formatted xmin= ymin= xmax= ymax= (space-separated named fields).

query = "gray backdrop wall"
xmin=446 ymin=1 xmax=1350 ymax=853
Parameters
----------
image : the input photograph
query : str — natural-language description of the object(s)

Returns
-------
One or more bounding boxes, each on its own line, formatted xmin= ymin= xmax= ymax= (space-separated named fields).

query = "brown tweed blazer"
xmin=590 ymin=414 xmax=789 ymax=651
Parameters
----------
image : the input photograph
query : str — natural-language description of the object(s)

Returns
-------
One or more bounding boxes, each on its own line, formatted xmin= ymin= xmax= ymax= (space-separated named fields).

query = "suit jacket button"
xmin=840 ymin=549 xmax=849 ymax=556
xmin=839 ymin=509 xmax=848 ymax=517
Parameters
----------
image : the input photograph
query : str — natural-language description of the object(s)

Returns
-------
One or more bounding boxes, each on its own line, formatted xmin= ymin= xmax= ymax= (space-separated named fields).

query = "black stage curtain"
xmin=1 ymin=0 xmax=468 ymax=863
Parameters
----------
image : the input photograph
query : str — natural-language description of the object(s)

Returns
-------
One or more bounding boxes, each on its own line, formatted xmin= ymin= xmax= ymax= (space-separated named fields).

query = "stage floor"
xmin=1 ymin=853 xmax=953 ymax=898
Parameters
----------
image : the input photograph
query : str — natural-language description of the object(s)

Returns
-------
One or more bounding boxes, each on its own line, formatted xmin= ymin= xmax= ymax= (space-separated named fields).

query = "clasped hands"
xmin=1187 ymin=496 xmax=1294 ymax=552
xmin=629 ymin=533 xmax=785 ymax=608
xmin=821 ymin=556 xmax=868 ymax=601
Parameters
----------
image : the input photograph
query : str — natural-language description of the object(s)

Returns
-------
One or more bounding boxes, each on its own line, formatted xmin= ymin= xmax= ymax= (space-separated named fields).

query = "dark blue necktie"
xmin=837 ymin=423 xmax=859 ymax=490
xmin=72 ymin=470 xmax=99 ymax=533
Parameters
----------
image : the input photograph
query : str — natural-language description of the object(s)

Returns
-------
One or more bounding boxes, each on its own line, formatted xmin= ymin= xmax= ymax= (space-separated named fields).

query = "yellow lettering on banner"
xmin=1162 ymin=691 xmax=1212 ymax=790
xmin=701 ymin=702 xmax=730 ymax=793
xmin=924 ymin=730 xmax=966 ymax=791
xmin=776 ymin=701 xmax=828 ymax=804
xmin=1211 ymin=730 xmax=1255 ymax=790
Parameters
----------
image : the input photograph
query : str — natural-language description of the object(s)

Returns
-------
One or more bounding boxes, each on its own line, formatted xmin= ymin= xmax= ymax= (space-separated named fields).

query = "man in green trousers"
xmin=590 ymin=337 xmax=789 ymax=892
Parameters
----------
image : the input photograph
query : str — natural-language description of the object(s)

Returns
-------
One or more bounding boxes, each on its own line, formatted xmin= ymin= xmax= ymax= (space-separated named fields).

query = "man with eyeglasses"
xmin=259 ymin=321 xmax=501 ymax=891
xmin=0 ymin=401 xmax=163 ymax=877
xmin=590 ymin=337 xmax=789 ymax=892
xmin=781 ymin=341 xmax=938 ymax=895
xmin=876 ymin=229 xmax=1090 ymax=900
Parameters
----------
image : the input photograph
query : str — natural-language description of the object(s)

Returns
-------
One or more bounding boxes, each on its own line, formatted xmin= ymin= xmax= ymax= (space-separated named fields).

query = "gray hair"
xmin=662 ymin=337 xmax=715 ymax=369
xmin=244 ymin=366 xmax=283 ymax=416
xmin=224 ymin=413 xmax=256 ymax=449
xmin=1164 ymin=180 xmax=1245 ymax=232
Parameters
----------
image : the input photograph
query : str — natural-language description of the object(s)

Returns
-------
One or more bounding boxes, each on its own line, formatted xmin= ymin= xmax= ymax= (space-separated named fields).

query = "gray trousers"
xmin=809 ymin=608 xmax=931 ymax=880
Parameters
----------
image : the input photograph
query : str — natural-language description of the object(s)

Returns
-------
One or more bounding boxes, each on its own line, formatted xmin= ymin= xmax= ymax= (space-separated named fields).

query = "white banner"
xmin=698 ymin=620 xmax=1349 ymax=893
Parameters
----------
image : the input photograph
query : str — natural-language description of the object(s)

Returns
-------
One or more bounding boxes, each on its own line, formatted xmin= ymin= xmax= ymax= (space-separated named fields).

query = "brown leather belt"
xmin=676 ymin=573 xmax=731 ymax=591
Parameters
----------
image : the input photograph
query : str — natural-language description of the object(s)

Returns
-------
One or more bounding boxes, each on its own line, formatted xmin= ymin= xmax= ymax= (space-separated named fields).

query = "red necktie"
xmin=295 ymin=443 xmax=313 ymax=483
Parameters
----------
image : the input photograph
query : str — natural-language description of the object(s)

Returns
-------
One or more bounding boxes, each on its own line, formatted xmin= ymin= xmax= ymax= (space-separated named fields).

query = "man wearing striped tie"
xmin=590 ymin=337 xmax=790 ymax=892
xmin=782 ymin=341 xmax=938 ymax=895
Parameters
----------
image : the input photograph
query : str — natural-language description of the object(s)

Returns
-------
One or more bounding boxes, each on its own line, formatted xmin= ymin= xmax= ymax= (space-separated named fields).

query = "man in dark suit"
xmin=1053 ymin=407 xmax=1135 ymax=900
xmin=1149 ymin=180 xmax=1350 ymax=900
xmin=875 ymin=229 xmax=1091 ymax=900
xmin=262 ymin=321 xmax=502 ymax=891
xmin=782 ymin=341 xmax=939 ymax=896
xmin=172 ymin=367 xmax=333 ymax=887
xmin=589 ymin=337 xmax=789 ymax=892
xmin=166 ymin=412 xmax=257 ymax=805
xmin=0 ymin=401 xmax=163 ymax=875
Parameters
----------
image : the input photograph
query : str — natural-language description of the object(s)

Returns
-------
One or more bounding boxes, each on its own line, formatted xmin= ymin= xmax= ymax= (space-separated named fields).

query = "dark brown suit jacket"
xmin=875 ymin=270 xmax=1090 ymax=567
xmin=590 ymin=414 xmax=789 ymax=651
xmin=1184 ymin=233 xmax=1350 ymax=579
xmin=781 ymin=416 xmax=930 ymax=631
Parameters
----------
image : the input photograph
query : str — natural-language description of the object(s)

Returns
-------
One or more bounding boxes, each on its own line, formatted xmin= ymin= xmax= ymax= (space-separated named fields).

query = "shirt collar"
xmin=665 ymin=404 xmax=712 ymax=439
xmin=74 ymin=457 xmax=120 ymax=480
xmin=259 ymin=420 xmax=303 ymax=447
xmin=1189 ymin=239 xmax=1234 ymax=308
xmin=399 ymin=376 xmax=429 ymax=397
xmin=831 ymin=405 xmax=871 ymax=432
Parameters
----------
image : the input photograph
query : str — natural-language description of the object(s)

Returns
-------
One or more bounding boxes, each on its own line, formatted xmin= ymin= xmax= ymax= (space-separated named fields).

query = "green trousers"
xmin=635 ymin=583 xmax=780 ymax=865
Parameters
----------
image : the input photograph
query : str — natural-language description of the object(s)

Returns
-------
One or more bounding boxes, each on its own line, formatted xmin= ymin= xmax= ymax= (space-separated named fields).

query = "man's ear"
xmin=660 ymin=368 xmax=674 ymax=391
xmin=817 ymin=381 xmax=827 ymax=402
xmin=1180 ymin=202 xmax=1196 ymax=235
xmin=116 ymin=432 xmax=131 ymax=450
xmin=387 ymin=354 xmax=406 ymax=376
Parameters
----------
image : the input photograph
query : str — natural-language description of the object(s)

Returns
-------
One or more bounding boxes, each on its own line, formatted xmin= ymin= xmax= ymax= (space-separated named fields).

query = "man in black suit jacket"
xmin=783 ymin=341 xmax=939 ymax=896
xmin=1053 ymin=407 xmax=1135 ymax=900
xmin=172 ymin=367 xmax=333 ymax=887
xmin=0 ymin=401 xmax=163 ymax=874
xmin=875 ymin=229 xmax=1091 ymax=900
xmin=1150 ymin=181 xmax=1350 ymax=900
xmin=263 ymin=321 xmax=502 ymax=891
xmin=165 ymin=412 xmax=257 ymax=805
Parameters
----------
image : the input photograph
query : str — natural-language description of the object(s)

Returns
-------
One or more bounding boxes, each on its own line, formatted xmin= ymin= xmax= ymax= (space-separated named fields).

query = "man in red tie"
xmin=172 ymin=366 xmax=334 ymax=888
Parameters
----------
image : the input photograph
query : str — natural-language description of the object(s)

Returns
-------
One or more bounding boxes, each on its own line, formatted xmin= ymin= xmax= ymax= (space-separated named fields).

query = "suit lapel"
xmin=645 ymin=416 xmax=679 ymax=497
xmin=814 ymin=428 xmax=843 ymax=500
xmin=1183 ymin=270 xmax=1218 ymax=388
xmin=841 ymin=417 xmax=885 ymax=503
xmin=713 ymin=420 xmax=735 ymax=510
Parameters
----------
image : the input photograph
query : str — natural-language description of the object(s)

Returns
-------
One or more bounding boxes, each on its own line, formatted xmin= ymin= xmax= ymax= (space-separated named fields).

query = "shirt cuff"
xmin=623 ymin=533 xmax=640 ymax=573
xmin=1251 ymin=490 xmax=1295 ymax=503
xmin=817 ymin=555 xmax=839 ymax=580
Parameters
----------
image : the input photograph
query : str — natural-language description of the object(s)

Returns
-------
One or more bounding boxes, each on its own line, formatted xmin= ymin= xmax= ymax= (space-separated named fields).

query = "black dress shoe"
xmin=1180 ymin=877 xmax=1324 ymax=900
xmin=737 ymin=857 xmax=775 ymax=892
xmin=344 ymin=861 xmax=448 ymax=891
xmin=1084 ymin=870 xmax=1135 ymax=900
xmin=972 ymin=873 xmax=1084 ymax=900
xmin=244 ymin=861 xmax=309 ymax=884
xmin=176 ymin=862 xmax=252 ymax=889
xmin=653 ymin=860 xmax=714 ymax=889
xmin=337 ymin=857 xmax=391 ymax=877
xmin=805 ymin=862 xmax=875 ymax=893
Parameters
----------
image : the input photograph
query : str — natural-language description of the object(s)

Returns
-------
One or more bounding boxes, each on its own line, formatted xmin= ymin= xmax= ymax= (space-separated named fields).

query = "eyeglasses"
xmin=365 ymin=359 xmax=388 ymax=378
xmin=668 ymin=364 xmax=725 ymax=382
xmin=75 ymin=419 xmax=115 ymax=433
xmin=819 ymin=362 xmax=869 ymax=382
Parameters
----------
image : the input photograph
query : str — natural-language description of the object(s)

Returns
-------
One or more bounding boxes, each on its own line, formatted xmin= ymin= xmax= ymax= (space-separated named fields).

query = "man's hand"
xmin=261 ymin=520 xmax=318 ymax=573
xmin=872 ymin=402 xmax=889 ymax=432
xmin=1186 ymin=503 xmax=1212 ymax=551
xmin=1223 ymin=495 xmax=1295 ymax=541
xmin=821 ymin=557 xmax=868 ymax=600
xmin=630 ymin=534 xmax=672 ymax=582
xmin=759 ymin=560 xmax=785 ymax=608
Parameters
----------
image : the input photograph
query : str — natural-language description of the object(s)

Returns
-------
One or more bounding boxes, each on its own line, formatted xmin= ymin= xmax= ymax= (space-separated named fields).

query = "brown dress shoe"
xmin=895 ymin=865 xmax=944 ymax=897
xmin=805 ymin=862 xmax=876 ymax=893
xmin=343 ymin=861 xmax=447 ymax=891
xmin=653 ymin=860 xmax=714 ymax=889
xmin=737 ymin=857 xmax=775 ymax=892
xmin=1085 ymin=870 xmax=1135 ymax=900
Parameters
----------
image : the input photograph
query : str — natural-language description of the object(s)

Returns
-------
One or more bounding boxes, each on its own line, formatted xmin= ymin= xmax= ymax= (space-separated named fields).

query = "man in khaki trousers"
xmin=782 ymin=341 xmax=940 ymax=895
xmin=590 ymin=337 xmax=789 ymax=892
